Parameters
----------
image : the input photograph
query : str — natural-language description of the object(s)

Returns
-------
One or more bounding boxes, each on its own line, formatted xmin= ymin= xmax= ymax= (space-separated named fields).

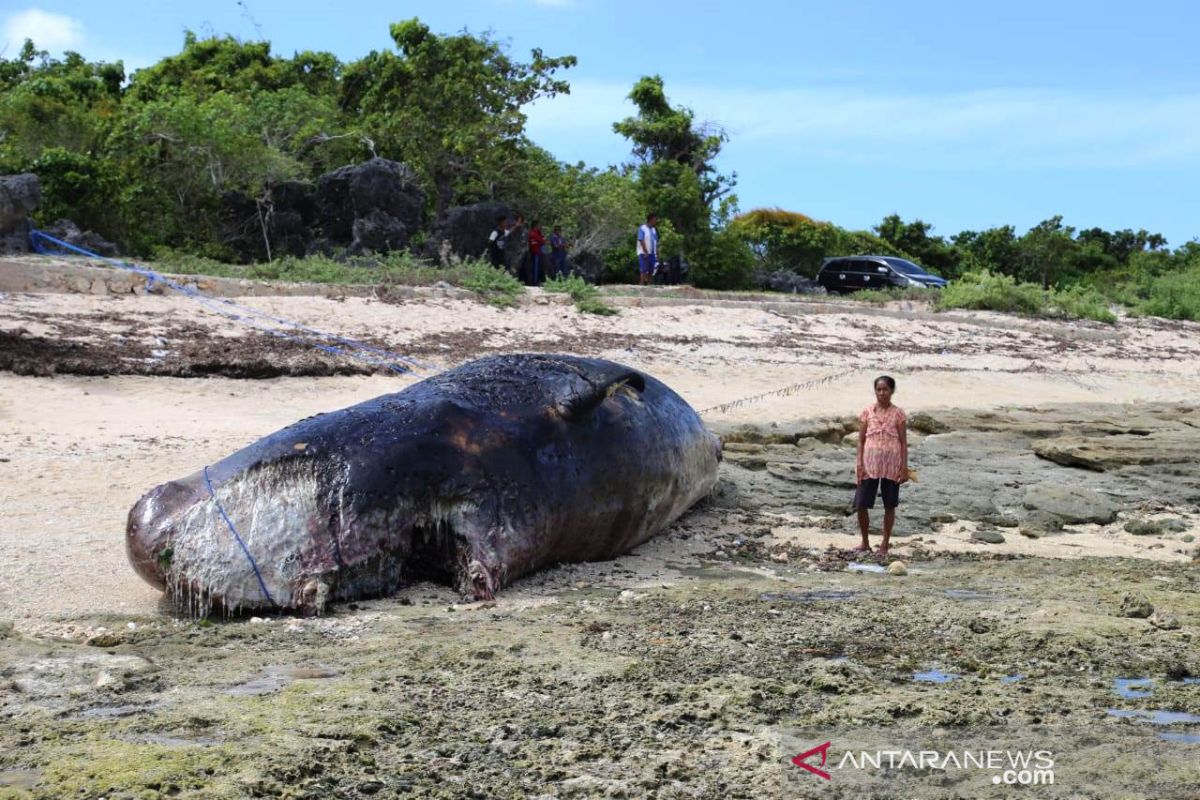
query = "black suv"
xmin=817 ymin=256 xmax=948 ymax=294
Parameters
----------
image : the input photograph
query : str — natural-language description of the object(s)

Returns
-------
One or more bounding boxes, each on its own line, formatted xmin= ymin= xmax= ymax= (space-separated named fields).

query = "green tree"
xmin=0 ymin=42 xmax=123 ymax=165
xmin=507 ymin=146 xmax=641 ymax=265
xmin=613 ymin=75 xmax=734 ymax=240
xmin=731 ymin=208 xmax=908 ymax=278
xmin=873 ymin=214 xmax=960 ymax=276
xmin=340 ymin=18 xmax=576 ymax=214
xmin=126 ymin=33 xmax=320 ymax=102
xmin=1018 ymin=216 xmax=1077 ymax=288
xmin=952 ymin=226 xmax=1023 ymax=278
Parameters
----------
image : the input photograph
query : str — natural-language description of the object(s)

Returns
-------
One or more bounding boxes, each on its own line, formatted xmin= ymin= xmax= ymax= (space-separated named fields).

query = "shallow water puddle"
xmin=1000 ymin=674 xmax=1025 ymax=684
xmin=1107 ymin=709 xmax=1200 ymax=725
xmin=913 ymin=668 xmax=959 ymax=683
xmin=1158 ymin=732 xmax=1200 ymax=744
xmin=1113 ymin=678 xmax=1155 ymax=698
xmin=225 ymin=665 xmax=339 ymax=696
xmin=847 ymin=562 xmax=886 ymax=574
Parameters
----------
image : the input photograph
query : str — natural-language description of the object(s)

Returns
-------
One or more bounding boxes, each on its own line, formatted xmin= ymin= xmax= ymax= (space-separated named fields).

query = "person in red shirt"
xmin=527 ymin=220 xmax=546 ymax=285
xmin=853 ymin=375 xmax=909 ymax=555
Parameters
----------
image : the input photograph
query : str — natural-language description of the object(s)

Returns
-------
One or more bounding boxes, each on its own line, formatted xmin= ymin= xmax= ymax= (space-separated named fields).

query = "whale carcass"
xmin=127 ymin=354 xmax=721 ymax=615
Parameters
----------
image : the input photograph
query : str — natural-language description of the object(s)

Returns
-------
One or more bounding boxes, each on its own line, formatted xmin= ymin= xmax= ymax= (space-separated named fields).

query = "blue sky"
xmin=4 ymin=0 xmax=1198 ymax=246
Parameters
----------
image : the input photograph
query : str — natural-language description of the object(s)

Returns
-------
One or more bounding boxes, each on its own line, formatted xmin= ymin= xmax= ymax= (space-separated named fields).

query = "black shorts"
xmin=854 ymin=478 xmax=899 ymax=510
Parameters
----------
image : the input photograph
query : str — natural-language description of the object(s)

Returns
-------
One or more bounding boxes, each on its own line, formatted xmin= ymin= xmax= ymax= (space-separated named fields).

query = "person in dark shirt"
xmin=487 ymin=216 xmax=508 ymax=268
xmin=527 ymin=220 xmax=547 ymax=285
xmin=549 ymin=225 xmax=570 ymax=278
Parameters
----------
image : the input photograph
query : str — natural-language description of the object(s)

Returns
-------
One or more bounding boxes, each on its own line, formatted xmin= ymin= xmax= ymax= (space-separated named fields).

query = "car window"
xmin=883 ymin=257 xmax=928 ymax=275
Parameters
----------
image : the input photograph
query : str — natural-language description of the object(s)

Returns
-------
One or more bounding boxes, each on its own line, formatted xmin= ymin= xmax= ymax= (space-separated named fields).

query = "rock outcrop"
xmin=0 ymin=173 xmax=42 ymax=253
xmin=315 ymin=158 xmax=426 ymax=255
xmin=753 ymin=268 xmax=827 ymax=295
xmin=425 ymin=202 xmax=512 ymax=264
xmin=218 ymin=159 xmax=428 ymax=261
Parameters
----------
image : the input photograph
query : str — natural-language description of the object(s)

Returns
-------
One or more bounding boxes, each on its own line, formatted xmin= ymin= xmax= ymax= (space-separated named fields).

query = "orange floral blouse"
xmin=859 ymin=404 xmax=907 ymax=482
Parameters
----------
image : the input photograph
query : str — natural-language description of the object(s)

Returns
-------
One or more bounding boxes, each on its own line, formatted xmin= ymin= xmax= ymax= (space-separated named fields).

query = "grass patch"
xmin=845 ymin=286 xmax=942 ymax=305
xmin=149 ymin=249 xmax=525 ymax=307
xmin=543 ymin=274 xmax=618 ymax=315
xmin=153 ymin=249 xmax=445 ymax=285
xmin=936 ymin=271 xmax=1115 ymax=323
xmin=459 ymin=260 xmax=525 ymax=308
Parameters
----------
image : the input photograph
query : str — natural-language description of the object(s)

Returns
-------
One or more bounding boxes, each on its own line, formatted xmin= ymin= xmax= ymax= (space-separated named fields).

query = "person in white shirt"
xmin=636 ymin=213 xmax=658 ymax=286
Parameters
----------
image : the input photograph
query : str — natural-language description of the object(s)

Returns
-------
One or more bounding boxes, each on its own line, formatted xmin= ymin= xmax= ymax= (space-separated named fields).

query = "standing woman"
xmin=854 ymin=375 xmax=909 ymax=555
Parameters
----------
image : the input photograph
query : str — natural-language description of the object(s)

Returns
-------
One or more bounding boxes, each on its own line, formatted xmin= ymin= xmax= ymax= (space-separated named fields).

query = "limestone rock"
xmin=886 ymin=561 xmax=908 ymax=576
xmin=1149 ymin=610 xmax=1181 ymax=631
xmin=0 ymin=173 xmax=41 ymax=253
xmin=908 ymin=412 xmax=951 ymax=434
xmin=220 ymin=181 xmax=316 ymax=262
xmin=971 ymin=528 xmax=1006 ymax=544
xmin=426 ymin=201 xmax=511 ymax=264
xmin=1020 ymin=510 xmax=1065 ymax=534
xmin=806 ymin=657 xmax=873 ymax=693
xmin=1021 ymin=483 xmax=1117 ymax=524
xmin=350 ymin=208 xmax=408 ymax=255
xmin=1033 ymin=430 xmax=1199 ymax=472
xmin=1124 ymin=518 xmax=1164 ymax=536
xmin=40 ymin=218 xmax=119 ymax=257
xmin=1118 ymin=594 xmax=1154 ymax=619
xmin=315 ymin=158 xmax=425 ymax=252
xmin=752 ymin=269 xmax=826 ymax=295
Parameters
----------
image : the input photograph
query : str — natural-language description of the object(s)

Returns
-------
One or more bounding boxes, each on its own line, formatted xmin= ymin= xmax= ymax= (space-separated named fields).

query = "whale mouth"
xmin=406 ymin=518 xmax=462 ymax=586
xmin=405 ymin=515 xmax=496 ymax=601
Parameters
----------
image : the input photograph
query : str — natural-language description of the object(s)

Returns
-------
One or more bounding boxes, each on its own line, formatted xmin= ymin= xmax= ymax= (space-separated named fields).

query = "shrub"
xmin=543 ymin=274 xmax=617 ymax=315
xmin=1052 ymin=284 xmax=1116 ymax=323
xmin=936 ymin=271 xmax=1047 ymax=315
xmin=847 ymin=286 xmax=942 ymax=305
xmin=459 ymin=260 xmax=525 ymax=307
xmin=937 ymin=271 xmax=1115 ymax=323
xmin=687 ymin=228 xmax=755 ymax=290
xmin=1137 ymin=265 xmax=1200 ymax=321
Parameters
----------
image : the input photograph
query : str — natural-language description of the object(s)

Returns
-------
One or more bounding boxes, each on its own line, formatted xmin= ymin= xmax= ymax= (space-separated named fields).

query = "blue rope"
xmin=203 ymin=465 xmax=277 ymax=608
xmin=28 ymin=230 xmax=429 ymax=375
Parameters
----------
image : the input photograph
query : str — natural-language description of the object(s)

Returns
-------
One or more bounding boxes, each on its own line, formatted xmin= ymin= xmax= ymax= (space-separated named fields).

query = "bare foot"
xmin=877 ymin=544 xmax=890 ymax=556
xmin=853 ymin=543 xmax=872 ymax=553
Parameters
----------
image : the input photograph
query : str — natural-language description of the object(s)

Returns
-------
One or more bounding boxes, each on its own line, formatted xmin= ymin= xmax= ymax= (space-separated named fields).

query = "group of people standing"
xmin=488 ymin=214 xmax=570 ymax=286
xmin=485 ymin=210 xmax=674 ymax=287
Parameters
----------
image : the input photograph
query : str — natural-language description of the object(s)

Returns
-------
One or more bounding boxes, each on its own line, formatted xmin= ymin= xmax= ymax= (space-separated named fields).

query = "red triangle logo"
xmin=792 ymin=741 xmax=832 ymax=780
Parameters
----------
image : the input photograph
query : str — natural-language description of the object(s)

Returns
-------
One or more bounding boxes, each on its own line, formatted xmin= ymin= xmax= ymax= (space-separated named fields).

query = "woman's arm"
xmin=856 ymin=423 xmax=866 ymax=482
xmin=897 ymin=419 xmax=909 ymax=484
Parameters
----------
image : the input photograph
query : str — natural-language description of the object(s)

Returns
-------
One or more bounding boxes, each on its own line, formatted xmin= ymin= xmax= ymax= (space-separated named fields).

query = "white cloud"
xmin=2 ymin=8 xmax=85 ymax=54
xmin=526 ymin=79 xmax=1200 ymax=170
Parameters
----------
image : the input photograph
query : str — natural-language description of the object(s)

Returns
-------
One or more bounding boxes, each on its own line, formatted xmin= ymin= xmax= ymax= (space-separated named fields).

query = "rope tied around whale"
xmin=203 ymin=465 xmax=278 ymax=608
xmin=28 ymin=229 xmax=429 ymax=375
